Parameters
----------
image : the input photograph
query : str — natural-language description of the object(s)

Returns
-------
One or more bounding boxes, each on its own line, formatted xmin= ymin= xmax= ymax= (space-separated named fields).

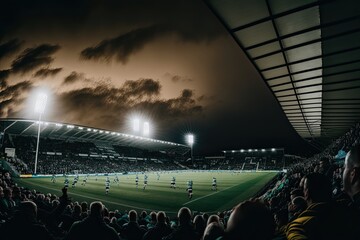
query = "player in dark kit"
xmin=113 ymin=174 xmax=120 ymax=185
xmin=135 ymin=175 xmax=139 ymax=189
xmin=212 ymin=177 xmax=217 ymax=191
xmin=187 ymin=180 xmax=193 ymax=199
xmin=72 ymin=175 xmax=79 ymax=188
xmin=170 ymin=176 xmax=176 ymax=189
xmin=51 ymin=174 xmax=56 ymax=183
xmin=64 ymin=177 xmax=69 ymax=188
xmin=105 ymin=177 xmax=111 ymax=194
xmin=81 ymin=175 xmax=88 ymax=186
xmin=143 ymin=174 xmax=148 ymax=190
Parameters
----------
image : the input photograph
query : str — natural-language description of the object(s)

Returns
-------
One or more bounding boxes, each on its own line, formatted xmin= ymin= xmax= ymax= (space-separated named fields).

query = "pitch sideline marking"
xmin=19 ymin=180 xmax=178 ymax=213
xmin=183 ymin=184 xmax=239 ymax=205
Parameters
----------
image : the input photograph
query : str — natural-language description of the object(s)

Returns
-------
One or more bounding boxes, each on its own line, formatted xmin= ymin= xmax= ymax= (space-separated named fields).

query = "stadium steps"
xmin=0 ymin=158 xmax=20 ymax=177
xmin=174 ymin=160 xmax=190 ymax=169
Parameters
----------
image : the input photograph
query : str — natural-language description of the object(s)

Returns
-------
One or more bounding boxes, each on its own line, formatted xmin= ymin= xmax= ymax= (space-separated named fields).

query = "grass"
xmin=15 ymin=171 xmax=277 ymax=216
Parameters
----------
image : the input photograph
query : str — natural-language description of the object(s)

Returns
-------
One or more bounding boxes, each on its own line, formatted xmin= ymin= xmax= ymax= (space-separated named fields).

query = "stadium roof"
xmin=205 ymin=0 xmax=360 ymax=139
xmin=0 ymin=118 xmax=190 ymax=155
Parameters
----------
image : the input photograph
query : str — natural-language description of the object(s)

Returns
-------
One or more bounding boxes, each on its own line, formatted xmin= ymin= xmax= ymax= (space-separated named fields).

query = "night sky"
xmin=0 ymin=0 xmax=318 ymax=156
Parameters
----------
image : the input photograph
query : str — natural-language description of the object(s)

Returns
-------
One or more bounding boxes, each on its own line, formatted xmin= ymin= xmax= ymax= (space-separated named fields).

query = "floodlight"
xmin=186 ymin=134 xmax=195 ymax=165
xmin=249 ymin=149 xmax=252 ymax=152
xmin=33 ymin=92 xmax=47 ymax=175
xmin=271 ymin=148 xmax=276 ymax=152
xmin=187 ymin=134 xmax=194 ymax=145
xmin=143 ymin=122 xmax=150 ymax=136
xmin=240 ymin=149 xmax=244 ymax=153
xmin=262 ymin=149 xmax=266 ymax=152
xmin=133 ymin=118 xmax=140 ymax=132
xmin=34 ymin=93 xmax=47 ymax=114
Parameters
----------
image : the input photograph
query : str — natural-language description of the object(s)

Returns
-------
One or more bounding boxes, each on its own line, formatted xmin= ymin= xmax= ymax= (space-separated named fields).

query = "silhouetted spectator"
xmin=163 ymin=207 xmax=199 ymax=240
xmin=80 ymin=201 xmax=88 ymax=218
xmin=121 ymin=210 xmax=146 ymax=240
xmin=193 ymin=215 xmax=206 ymax=237
xmin=225 ymin=200 xmax=275 ymax=240
xmin=0 ymin=187 xmax=15 ymax=217
xmin=138 ymin=210 xmax=148 ymax=226
xmin=288 ymin=196 xmax=307 ymax=221
xmin=110 ymin=216 xmax=122 ymax=233
xmin=319 ymin=157 xmax=335 ymax=180
xmin=147 ymin=211 xmax=157 ymax=229
xmin=289 ymin=188 xmax=303 ymax=201
xmin=206 ymin=214 xmax=220 ymax=226
xmin=142 ymin=211 xmax=172 ymax=240
xmin=343 ymin=145 xmax=360 ymax=209
xmin=202 ymin=222 xmax=223 ymax=240
xmin=64 ymin=201 xmax=120 ymax=240
xmin=1 ymin=201 xmax=54 ymax=240
xmin=60 ymin=204 xmax=82 ymax=232
xmin=11 ymin=186 xmax=22 ymax=206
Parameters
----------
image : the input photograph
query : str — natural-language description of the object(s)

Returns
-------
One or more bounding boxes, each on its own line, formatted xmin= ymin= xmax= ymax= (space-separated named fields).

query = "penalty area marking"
xmin=19 ymin=180 xmax=178 ymax=214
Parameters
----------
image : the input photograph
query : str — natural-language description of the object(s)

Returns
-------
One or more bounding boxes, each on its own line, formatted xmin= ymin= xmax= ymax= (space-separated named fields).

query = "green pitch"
xmin=16 ymin=171 xmax=277 ymax=215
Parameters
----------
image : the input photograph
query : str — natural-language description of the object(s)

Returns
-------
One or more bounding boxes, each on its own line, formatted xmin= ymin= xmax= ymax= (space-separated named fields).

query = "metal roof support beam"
xmin=264 ymin=0 xmax=313 ymax=137
xmin=231 ymin=0 xmax=330 ymax=32
xmin=245 ymin=15 xmax=360 ymax=50
xmin=261 ymin=45 xmax=360 ymax=72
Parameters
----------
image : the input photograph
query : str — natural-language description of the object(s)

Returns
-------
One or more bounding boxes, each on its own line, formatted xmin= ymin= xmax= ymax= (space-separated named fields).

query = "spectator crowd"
xmin=1 ymin=123 xmax=360 ymax=239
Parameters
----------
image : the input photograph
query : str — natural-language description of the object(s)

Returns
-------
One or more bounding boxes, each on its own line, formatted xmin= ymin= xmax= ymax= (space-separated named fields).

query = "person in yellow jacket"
xmin=286 ymin=173 xmax=359 ymax=240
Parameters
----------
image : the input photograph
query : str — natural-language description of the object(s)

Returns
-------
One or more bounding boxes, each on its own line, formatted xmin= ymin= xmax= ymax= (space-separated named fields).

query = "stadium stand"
xmin=0 ymin=121 xmax=360 ymax=239
xmin=0 ymin=119 xmax=189 ymax=175
xmin=1 ymin=0 xmax=360 ymax=238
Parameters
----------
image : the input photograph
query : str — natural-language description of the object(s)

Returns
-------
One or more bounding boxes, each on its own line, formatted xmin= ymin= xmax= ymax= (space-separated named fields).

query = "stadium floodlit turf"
xmin=16 ymin=171 xmax=277 ymax=215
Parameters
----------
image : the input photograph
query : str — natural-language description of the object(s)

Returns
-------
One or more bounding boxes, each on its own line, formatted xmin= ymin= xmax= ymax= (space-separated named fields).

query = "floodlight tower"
xmin=186 ymin=134 xmax=194 ymax=165
xmin=34 ymin=93 xmax=47 ymax=175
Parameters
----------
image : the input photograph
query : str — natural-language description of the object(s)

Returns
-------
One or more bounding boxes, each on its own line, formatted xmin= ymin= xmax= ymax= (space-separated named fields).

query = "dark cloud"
xmin=81 ymin=1 xmax=227 ymax=64
xmin=0 ymin=39 xmax=23 ymax=61
xmin=181 ymin=89 xmax=193 ymax=99
xmin=164 ymin=73 xmax=193 ymax=83
xmin=63 ymin=71 xmax=85 ymax=85
xmin=80 ymin=25 xmax=172 ymax=64
xmin=56 ymin=79 xmax=202 ymax=130
xmin=122 ymin=78 xmax=161 ymax=99
xmin=144 ymin=89 xmax=202 ymax=118
xmin=11 ymin=44 xmax=61 ymax=74
xmin=62 ymin=71 xmax=96 ymax=85
xmin=33 ymin=67 xmax=62 ymax=78
xmin=0 ymin=81 xmax=33 ymax=117
xmin=80 ymin=7 xmax=225 ymax=65
xmin=0 ymin=99 xmax=13 ymax=117
xmin=0 ymin=70 xmax=10 ymax=89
